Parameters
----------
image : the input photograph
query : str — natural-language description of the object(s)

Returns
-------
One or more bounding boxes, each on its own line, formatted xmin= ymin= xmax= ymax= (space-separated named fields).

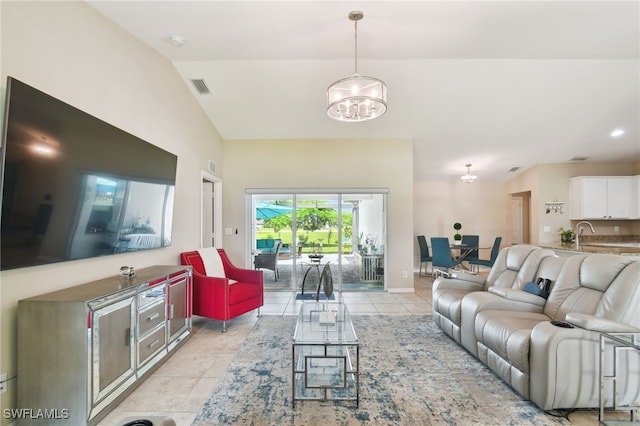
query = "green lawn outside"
xmin=256 ymin=228 xmax=352 ymax=254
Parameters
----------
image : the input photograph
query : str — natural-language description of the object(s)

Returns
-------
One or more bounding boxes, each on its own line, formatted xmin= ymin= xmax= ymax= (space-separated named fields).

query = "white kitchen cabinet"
xmin=570 ymin=176 xmax=633 ymax=219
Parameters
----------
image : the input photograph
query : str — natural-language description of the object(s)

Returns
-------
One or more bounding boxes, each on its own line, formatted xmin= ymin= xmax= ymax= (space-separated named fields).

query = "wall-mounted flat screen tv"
xmin=0 ymin=77 xmax=177 ymax=270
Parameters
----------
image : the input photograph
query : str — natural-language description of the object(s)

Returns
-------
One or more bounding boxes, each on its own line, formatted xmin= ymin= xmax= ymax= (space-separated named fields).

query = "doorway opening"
xmin=247 ymin=191 xmax=387 ymax=294
xmin=511 ymin=191 xmax=531 ymax=244
xmin=201 ymin=172 xmax=222 ymax=248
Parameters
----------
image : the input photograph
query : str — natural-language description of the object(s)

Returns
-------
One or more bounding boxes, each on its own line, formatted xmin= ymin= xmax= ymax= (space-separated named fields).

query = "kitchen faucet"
xmin=574 ymin=221 xmax=596 ymax=250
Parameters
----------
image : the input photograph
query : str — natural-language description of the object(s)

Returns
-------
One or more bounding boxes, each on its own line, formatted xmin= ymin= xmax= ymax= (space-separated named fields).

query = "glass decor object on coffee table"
xmin=292 ymin=303 xmax=359 ymax=407
xmin=599 ymin=332 xmax=640 ymax=425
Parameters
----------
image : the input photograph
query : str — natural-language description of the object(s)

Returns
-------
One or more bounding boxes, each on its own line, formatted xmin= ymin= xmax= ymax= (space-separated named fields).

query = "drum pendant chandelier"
xmin=327 ymin=11 xmax=387 ymax=122
xmin=460 ymin=164 xmax=478 ymax=183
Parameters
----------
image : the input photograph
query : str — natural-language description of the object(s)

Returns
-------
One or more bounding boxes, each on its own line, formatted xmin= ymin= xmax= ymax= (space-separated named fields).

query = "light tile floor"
xmin=98 ymin=271 xmax=604 ymax=425
xmin=98 ymin=272 xmax=435 ymax=425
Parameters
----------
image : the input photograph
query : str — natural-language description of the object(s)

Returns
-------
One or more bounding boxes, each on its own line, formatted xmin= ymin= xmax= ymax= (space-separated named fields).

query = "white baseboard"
xmin=388 ymin=287 xmax=415 ymax=294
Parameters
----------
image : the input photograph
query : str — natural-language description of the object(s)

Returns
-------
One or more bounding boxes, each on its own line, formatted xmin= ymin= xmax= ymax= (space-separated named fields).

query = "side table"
xmin=599 ymin=332 xmax=640 ymax=424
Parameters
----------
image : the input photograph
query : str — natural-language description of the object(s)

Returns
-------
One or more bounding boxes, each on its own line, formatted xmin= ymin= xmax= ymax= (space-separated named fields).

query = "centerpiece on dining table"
xmin=453 ymin=222 xmax=463 ymax=245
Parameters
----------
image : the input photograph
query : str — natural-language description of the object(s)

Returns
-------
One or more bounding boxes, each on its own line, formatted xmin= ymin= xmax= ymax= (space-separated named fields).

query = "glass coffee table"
xmin=292 ymin=303 xmax=359 ymax=407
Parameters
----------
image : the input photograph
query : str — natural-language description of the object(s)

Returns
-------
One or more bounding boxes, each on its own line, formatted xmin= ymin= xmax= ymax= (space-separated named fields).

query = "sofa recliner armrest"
xmin=433 ymin=276 xmax=485 ymax=292
xmin=450 ymin=272 xmax=486 ymax=284
xmin=488 ymin=287 xmax=546 ymax=307
xmin=564 ymin=313 xmax=640 ymax=333
xmin=529 ymin=321 xmax=600 ymax=410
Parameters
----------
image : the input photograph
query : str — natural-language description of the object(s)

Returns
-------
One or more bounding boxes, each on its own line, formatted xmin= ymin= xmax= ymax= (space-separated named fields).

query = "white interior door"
xmin=511 ymin=197 xmax=523 ymax=245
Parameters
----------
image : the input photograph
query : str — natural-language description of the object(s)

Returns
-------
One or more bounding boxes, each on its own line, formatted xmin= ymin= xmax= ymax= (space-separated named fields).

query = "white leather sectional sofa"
xmin=432 ymin=245 xmax=640 ymax=411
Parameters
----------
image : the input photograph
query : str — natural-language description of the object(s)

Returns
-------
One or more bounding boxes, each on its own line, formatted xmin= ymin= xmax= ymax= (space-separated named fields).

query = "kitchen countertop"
xmin=541 ymin=242 xmax=640 ymax=256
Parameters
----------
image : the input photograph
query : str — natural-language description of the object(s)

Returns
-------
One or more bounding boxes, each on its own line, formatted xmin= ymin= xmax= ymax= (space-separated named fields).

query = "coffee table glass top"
xmin=293 ymin=303 xmax=357 ymax=345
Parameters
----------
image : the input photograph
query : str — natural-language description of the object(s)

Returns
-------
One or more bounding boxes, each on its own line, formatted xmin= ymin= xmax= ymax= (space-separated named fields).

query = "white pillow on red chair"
xmin=196 ymin=247 xmax=238 ymax=284
xmin=197 ymin=247 xmax=226 ymax=278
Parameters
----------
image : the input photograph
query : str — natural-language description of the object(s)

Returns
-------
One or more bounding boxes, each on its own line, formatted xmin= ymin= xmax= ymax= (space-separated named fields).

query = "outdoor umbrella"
xmin=256 ymin=202 xmax=292 ymax=220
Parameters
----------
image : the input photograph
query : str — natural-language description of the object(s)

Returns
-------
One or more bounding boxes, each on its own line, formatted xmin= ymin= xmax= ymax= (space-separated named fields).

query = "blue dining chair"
xmin=416 ymin=235 xmax=432 ymax=277
xmin=461 ymin=234 xmax=479 ymax=272
xmin=461 ymin=235 xmax=479 ymax=261
xmin=468 ymin=237 xmax=502 ymax=269
xmin=430 ymin=237 xmax=462 ymax=277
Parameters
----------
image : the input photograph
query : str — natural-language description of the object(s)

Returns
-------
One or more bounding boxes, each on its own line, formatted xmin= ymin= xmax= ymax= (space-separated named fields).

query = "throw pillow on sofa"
xmin=523 ymin=277 xmax=552 ymax=299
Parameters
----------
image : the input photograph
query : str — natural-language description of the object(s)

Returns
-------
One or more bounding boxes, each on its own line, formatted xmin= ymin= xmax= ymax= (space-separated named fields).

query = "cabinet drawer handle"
xmin=147 ymin=312 xmax=160 ymax=321
xmin=148 ymin=338 xmax=160 ymax=349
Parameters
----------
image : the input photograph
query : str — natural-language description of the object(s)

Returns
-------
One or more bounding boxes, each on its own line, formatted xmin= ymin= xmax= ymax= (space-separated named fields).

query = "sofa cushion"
xmin=475 ymin=310 xmax=549 ymax=373
xmin=592 ymin=259 xmax=640 ymax=326
xmin=579 ymin=253 xmax=634 ymax=292
xmin=257 ymin=239 xmax=274 ymax=249
xmin=542 ymin=254 xmax=634 ymax=321
xmin=485 ymin=245 xmax=555 ymax=291
xmin=256 ymin=238 xmax=282 ymax=253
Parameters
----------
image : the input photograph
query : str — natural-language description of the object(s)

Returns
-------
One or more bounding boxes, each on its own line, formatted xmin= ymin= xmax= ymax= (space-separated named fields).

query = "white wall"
xmin=221 ymin=138 xmax=415 ymax=293
xmin=0 ymin=2 xmax=223 ymax=416
xmin=413 ymin=179 xmax=510 ymax=267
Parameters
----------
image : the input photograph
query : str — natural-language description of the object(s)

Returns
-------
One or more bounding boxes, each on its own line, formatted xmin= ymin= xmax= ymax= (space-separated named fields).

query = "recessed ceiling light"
xmin=610 ymin=129 xmax=625 ymax=137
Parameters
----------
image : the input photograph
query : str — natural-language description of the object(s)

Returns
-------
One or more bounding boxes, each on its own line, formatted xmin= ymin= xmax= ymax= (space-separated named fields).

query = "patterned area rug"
xmin=193 ymin=315 xmax=570 ymax=425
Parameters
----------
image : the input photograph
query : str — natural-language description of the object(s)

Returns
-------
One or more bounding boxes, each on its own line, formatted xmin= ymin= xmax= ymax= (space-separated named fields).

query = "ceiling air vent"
xmin=570 ymin=156 xmax=590 ymax=161
xmin=190 ymin=79 xmax=211 ymax=95
xmin=508 ymin=167 xmax=520 ymax=172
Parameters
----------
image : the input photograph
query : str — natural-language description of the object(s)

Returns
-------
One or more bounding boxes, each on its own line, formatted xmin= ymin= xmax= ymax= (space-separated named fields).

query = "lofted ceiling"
xmin=86 ymin=0 xmax=640 ymax=182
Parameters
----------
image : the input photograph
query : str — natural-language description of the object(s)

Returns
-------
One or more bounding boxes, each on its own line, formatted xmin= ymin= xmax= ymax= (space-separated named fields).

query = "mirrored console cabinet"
xmin=17 ymin=265 xmax=192 ymax=426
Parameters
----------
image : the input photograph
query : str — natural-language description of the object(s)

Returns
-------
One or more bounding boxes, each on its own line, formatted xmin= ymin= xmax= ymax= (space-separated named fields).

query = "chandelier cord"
xmin=354 ymin=19 xmax=359 ymax=75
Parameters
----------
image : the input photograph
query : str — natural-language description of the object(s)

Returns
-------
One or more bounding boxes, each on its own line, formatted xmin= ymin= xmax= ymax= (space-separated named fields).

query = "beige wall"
xmin=221 ymin=139 xmax=415 ymax=292
xmin=507 ymin=162 xmax=640 ymax=246
xmin=413 ymin=179 xmax=510 ymax=266
xmin=413 ymin=161 xmax=639 ymax=269
xmin=0 ymin=2 xmax=222 ymax=417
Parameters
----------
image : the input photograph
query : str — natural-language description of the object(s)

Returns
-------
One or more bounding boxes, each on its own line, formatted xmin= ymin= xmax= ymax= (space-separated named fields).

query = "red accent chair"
xmin=180 ymin=248 xmax=264 ymax=332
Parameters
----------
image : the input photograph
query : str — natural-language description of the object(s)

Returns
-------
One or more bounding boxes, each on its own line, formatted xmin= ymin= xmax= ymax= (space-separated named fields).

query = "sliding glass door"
xmin=249 ymin=191 xmax=386 ymax=293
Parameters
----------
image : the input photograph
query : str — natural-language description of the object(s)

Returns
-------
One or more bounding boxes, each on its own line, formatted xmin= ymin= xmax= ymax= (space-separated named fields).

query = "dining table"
xmin=450 ymin=243 xmax=490 ymax=269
